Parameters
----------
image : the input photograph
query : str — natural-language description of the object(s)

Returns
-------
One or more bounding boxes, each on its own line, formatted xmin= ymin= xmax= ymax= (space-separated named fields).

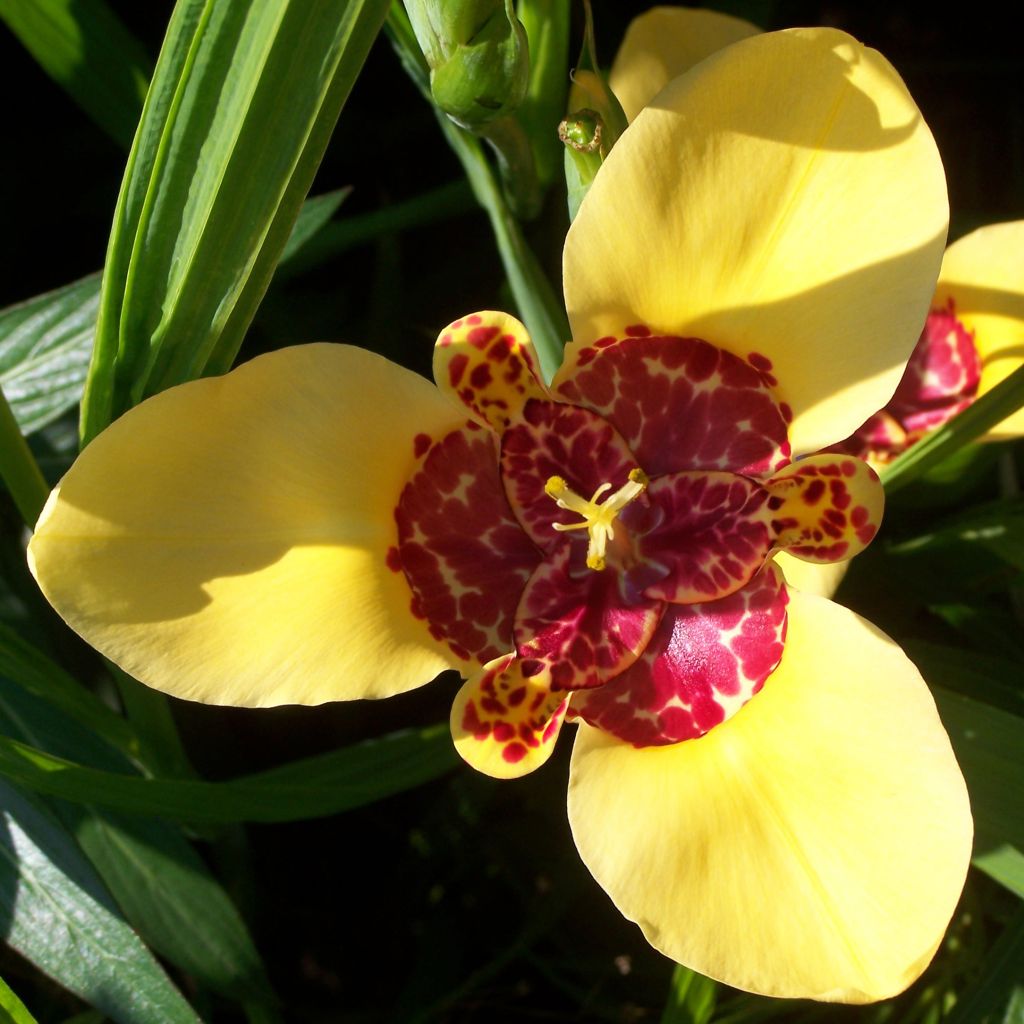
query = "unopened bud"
xmin=405 ymin=0 xmax=529 ymax=129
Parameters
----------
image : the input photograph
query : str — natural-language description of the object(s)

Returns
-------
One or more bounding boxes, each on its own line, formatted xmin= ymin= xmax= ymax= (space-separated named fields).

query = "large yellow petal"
xmin=610 ymin=6 xmax=760 ymax=123
xmin=935 ymin=220 xmax=1024 ymax=439
xmin=772 ymin=552 xmax=848 ymax=599
xmin=567 ymin=589 xmax=971 ymax=1002
xmin=29 ymin=345 xmax=466 ymax=706
xmin=562 ymin=28 xmax=948 ymax=455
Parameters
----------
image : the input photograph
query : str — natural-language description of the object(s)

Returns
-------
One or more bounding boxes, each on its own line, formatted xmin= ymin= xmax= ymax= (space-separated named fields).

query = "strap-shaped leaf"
xmin=0 ymin=725 xmax=455 ymax=823
xmin=0 ymin=274 xmax=101 ymax=436
xmin=882 ymin=362 xmax=1024 ymax=493
xmin=0 ymin=973 xmax=39 ymax=1024
xmin=0 ymin=682 xmax=274 ymax=1005
xmin=81 ymin=0 xmax=391 ymax=443
xmin=0 ymin=779 xmax=199 ymax=1024
xmin=0 ymin=0 xmax=149 ymax=149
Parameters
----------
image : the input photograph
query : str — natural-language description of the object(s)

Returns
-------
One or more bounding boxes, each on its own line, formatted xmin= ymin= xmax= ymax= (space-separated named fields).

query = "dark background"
xmin=2 ymin=4 xmax=1021 ymax=1021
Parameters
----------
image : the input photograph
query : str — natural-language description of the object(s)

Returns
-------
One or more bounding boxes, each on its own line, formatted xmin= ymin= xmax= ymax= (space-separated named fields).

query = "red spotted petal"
xmin=555 ymin=331 xmax=791 ymax=477
xmin=434 ymin=312 xmax=549 ymax=431
xmin=766 ymin=455 xmax=884 ymax=563
xmin=514 ymin=545 xmax=663 ymax=692
xmin=628 ymin=472 xmax=773 ymax=604
xmin=395 ymin=425 xmax=541 ymax=664
xmin=889 ymin=304 xmax=981 ymax=433
xmin=450 ymin=654 xmax=569 ymax=778
xmin=571 ymin=566 xmax=789 ymax=746
xmin=500 ymin=399 xmax=639 ymax=552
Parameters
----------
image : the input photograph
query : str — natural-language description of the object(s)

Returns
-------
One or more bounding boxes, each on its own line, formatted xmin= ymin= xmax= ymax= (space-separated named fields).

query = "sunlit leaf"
xmin=81 ymin=0 xmax=392 ymax=443
xmin=0 ymin=725 xmax=456 ymax=823
xmin=0 ymin=779 xmax=199 ymax=1024
xmin=0 ymin=682 xmax=274 ymax=1004
xmin=0 ymin=973 xmax=39 ymax=1024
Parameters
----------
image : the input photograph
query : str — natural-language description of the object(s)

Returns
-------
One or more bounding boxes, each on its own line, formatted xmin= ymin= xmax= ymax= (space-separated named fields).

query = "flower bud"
xmin=405 ymin=0 xmax=529 ymax=130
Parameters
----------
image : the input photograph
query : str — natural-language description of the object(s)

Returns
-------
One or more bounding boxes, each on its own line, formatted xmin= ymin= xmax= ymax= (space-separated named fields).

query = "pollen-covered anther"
xmin=544 ymin=469 xmax=649 ymax=571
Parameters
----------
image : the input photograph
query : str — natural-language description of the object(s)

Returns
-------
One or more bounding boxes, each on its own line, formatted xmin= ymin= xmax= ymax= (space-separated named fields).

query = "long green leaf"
xmin=973 ymin=844 xmax=1024 ymax=900
xmin=0 ymin=0 xmax=149 ymax=149
xmin=0 ymin=274 xmax=100 ymax=436
xmin=81 ymin=0 xmax=391 ymax=442
xmin=0 ymin=623 xmax=138 ymax=758
xmin=945 ymin=906 xmax=1024 ymax=1024
xmin=0 ymin=779 xmax=199 ymax=1024
xmin=933 ymin=686 xmax=1024 ymax=852
xmin=0 ymin=974 xmax=39 ymax=1024
xmin=881 ymin=362 xmax=1024 ymax=493
xmin=0 ymin=725 xmax=456 ymax=823
xmin=660 ymin=965 xmax=717 ymax=1024
xmin=0 ymin=682 xmax=274 ymax=1005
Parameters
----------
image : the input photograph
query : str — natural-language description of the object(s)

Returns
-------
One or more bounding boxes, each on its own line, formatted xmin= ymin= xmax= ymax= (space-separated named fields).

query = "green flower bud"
xmin=405 ymin=0 xmax=529 ymax=129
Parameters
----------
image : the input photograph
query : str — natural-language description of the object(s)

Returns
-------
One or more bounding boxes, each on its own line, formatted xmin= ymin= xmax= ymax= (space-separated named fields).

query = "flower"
xmin=29 ymin=28 xmax=971 ymax=1004
xmin=835 ymin=220 xmax=1024 ymax=460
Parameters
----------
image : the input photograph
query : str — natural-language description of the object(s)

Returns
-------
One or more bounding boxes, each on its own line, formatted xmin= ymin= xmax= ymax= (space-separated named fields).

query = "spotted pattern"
xmin=450 ymin=653 xmax=569 ymax=778
xmin=764 ymin=455 xmax=883 ymax=563
xmin=398 ymin=312 xmax=890 ymax=774
xmin=836 ymin=303 xmax=981 ymax=460
xmin=556 ymin=330 xmax=791 ymax=477
xmin=514 ymin=545 xmax=663 ymax=691
xmin=572 ymin=566 xmax=788 ymax=746
xmin=434 ymin=311 xmax=548 ymax=431
xmin=395 ymin=425 xmax=541 ymax=664
xmin=628 ymin=472 xmax=773 ymax=604
xmin=501 ymin=399 xmax=639 ymax=552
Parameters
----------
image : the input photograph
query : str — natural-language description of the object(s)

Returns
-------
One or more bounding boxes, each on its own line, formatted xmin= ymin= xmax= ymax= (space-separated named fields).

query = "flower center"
xmin=544 ymin=469 xmax=648 ymax=571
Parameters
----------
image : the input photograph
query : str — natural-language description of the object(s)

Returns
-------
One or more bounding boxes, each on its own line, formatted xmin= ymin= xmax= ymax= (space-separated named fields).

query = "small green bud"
xmin=405 ymin=0 xmax=529 ymax=130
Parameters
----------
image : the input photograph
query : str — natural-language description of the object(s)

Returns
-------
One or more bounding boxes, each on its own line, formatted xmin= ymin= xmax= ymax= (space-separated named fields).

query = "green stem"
xmin=386 ymin=2 xmax=568 ymax=380
xmin=0 ymin=386 xmax=50 ymax=528
xmin=440 ymin=118 xmax=568 ymax=380
xmin=477 ymin=114 xmax=542 ymax=220
xmin=881 ymin=362 xmax=1024 ymax=493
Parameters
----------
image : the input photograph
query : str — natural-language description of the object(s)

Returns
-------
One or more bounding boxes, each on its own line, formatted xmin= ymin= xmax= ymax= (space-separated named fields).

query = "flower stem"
xmin=386 ymin=2 xmax=569 ymax=380
xmin=0 ymin=386 xmax=50 ymax=528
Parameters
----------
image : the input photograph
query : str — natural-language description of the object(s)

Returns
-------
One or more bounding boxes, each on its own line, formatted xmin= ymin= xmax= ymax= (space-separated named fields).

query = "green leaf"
xmin=660 ymin=964 xmax=717 ymax=1024
xmin=973 ymin=844 xmax=1024 ymax=900
xmin=933 ymin=686 xmax=1024 ymax=853
xmin=0 ymin=682 xmax=274 ymax=1005
xmin=0 ymin=724 xmax=456 ymax=823
xmin=0 ymin=0 xmax=149 ymax=149
xmin=81 ymin=0 xmax=392 ymax=443
xmin=0 ymin=779 xmax=199 ymax=1024
xmin=0 ymin=274 xmax=101 ymax=436
xmin=0 ymin=622 xmax=138 ymax=759
xmin=278 ymin=188 xmax=351 ymax=265
xmin=0 ymin=189 xmax=345 ymax=443
xmin=0 ymin=974 xmax=39 ymax=1024
xmin=888 ymin=497 xmax=1024 ymax=572
xmin=945 ymin=906 xmax=1024 ymax=1024
xmin=881 ymin=362 xmax=1024 ymax=493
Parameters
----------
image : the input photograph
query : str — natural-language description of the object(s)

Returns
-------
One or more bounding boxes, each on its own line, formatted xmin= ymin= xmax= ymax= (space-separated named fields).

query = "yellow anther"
xmin=544 ymin=468 xmax=648 ymax=571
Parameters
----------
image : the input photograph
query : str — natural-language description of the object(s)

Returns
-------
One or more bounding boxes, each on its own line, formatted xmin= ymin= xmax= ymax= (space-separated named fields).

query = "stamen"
xmin=543 ymin=469 xmax=648 ymax=571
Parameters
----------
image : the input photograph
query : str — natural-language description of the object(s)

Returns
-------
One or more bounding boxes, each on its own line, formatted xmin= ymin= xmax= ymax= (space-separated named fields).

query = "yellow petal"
xmin=563 ymin=28 xmax=948 ymax=454
xmin=29 ymin=345 xmax=466 ymax=706
xmin=568 ymin=589 xmax=971 ymax=1002
xmin=433 ymin=311 xmax=548 ymax=430
xmin=610 ymin=6 xmax=760 ymax=123
xmin=450 ymin=654 xmax=569 ymax=779
xmin=772 ymin=553 xmax=848 ymax=599
xmin=935 ymin=220 xmax=1024 ymax=439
